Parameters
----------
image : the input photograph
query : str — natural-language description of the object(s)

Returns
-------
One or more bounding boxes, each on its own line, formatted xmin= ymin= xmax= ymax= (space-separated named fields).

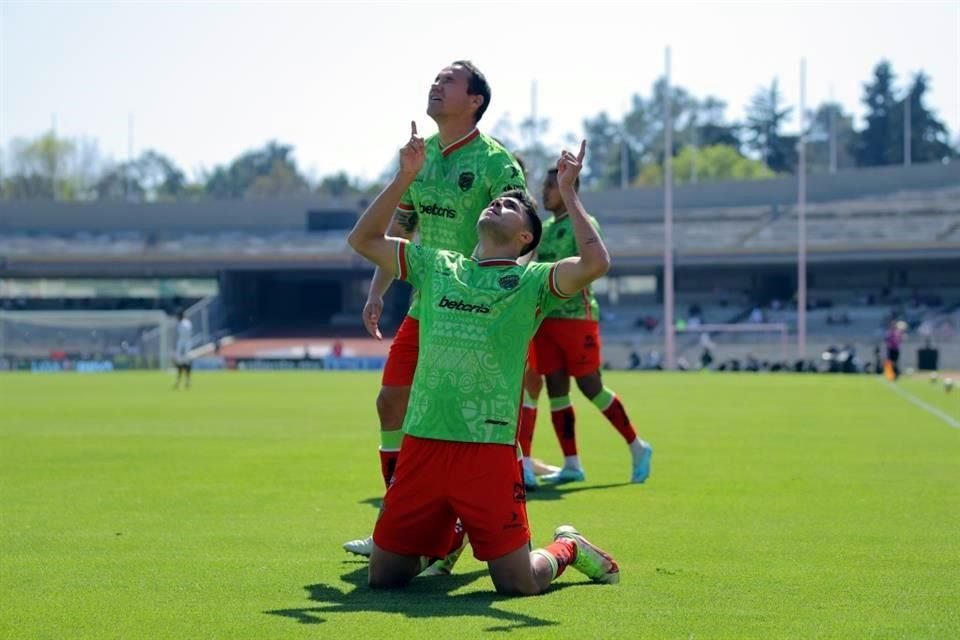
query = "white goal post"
xmin=0 ymin=310 xmax=172 ymax=369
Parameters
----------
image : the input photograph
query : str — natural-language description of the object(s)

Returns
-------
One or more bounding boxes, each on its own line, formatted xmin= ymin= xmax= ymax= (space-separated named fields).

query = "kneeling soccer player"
xmin=347 ymin=123 xmax=619 ymax=594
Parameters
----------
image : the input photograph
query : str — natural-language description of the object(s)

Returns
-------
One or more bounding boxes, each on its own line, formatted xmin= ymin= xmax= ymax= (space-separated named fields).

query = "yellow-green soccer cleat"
xmin=553 ymin=525 xmax=620 ymax=584
xmin=419 ymin=532 xmax=468 ymax=577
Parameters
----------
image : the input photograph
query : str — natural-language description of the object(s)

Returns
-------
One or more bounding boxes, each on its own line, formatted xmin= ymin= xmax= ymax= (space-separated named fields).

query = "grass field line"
xmin=884 ymin=380 xmax=960 ymax=429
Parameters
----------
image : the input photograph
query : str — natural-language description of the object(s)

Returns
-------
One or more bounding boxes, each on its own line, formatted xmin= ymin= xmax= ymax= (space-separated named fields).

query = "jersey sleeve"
xmin=487 ymin=150 xmax=527 ymax=197
xmin=532 ymin=261 xmax=574 ymax=318
xmin=394 ymin=186 xmax=418 ymax=235
xmin=395 ymin=240 xmax=430 ymax=289
xmin=397 ymin=182 xmax=414 ymax=212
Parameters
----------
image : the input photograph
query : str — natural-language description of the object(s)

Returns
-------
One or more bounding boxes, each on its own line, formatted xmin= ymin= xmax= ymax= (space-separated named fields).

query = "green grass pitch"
xmin=1 ymin=372 xmax=958 ymax=638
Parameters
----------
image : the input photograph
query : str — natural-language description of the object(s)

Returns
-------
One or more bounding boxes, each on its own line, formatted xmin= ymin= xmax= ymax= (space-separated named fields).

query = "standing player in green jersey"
xmin=527 ymin=167 xmax=653 ymax=485
xmin=348 ymin=127 xmax=620 ymax=594
xmin=343 ymin=61 xmax=525 ymax=557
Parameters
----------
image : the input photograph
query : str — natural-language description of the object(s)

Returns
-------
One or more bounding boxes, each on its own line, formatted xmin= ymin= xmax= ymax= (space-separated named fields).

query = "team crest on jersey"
xmin=498 ymin=274 xmax=520 ymax=290
xmin=458 ymin=171 xmax=475 ymax=192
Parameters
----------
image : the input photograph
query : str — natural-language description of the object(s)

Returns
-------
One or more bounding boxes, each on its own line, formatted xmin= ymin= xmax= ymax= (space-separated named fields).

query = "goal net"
xmin=0 ymin=310 xmax=172 ymax=370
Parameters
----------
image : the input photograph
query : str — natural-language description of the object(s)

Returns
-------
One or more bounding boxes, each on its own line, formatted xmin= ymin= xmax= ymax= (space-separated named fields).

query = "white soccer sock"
xmin=564 ymin=455 xmax=582 ymax=470
xmin=531 ymin=549 xmax=559 ymax=580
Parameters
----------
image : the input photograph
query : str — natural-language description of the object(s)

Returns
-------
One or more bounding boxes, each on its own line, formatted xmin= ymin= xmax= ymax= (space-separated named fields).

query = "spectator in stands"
xmin=749 ymin=307 xmax=764 ymax=323
xmin=885 ymin=320 xmax=906 ymax=379
xmin=646 ymin=351 xmax=662 ymax=370
xmin=700 ymin=348 xmax=714 ymax=370
xmin=698 ymin=333 xmax=715 ymax=370
xmin=636 ymin=315 xmax=658 ymax=333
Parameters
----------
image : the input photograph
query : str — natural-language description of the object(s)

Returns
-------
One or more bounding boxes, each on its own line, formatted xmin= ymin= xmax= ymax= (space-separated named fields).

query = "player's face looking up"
xmin=478 ymin=195 xmax=534 ymax=253
xmin=427 ymin=65 xmax=485 ymax=123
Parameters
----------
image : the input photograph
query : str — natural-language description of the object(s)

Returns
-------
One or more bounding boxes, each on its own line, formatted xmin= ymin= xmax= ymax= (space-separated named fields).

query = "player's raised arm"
xmin=552 ymin=141 xmax=611 ymax=295
xmin=362 ymin=202 xmax=420 ymax=339
xmin=347 ymin=122 xmax=425 ymax=275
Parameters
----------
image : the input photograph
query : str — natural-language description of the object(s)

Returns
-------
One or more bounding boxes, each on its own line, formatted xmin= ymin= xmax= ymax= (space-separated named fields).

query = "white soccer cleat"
xmin=342 ymin=535 xmax=373 ymax=558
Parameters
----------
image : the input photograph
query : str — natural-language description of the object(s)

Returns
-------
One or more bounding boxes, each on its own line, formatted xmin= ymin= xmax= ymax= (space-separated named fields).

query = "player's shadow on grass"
xmin=358 ymin=497 xmax=383 ymax=509
xmin=359 ymin=482 xmax=631 ymax=509
xmin=264 ymin=564 xmax=569 ymax=632
xmin=527 ymin=482 xmax=632 ymax=501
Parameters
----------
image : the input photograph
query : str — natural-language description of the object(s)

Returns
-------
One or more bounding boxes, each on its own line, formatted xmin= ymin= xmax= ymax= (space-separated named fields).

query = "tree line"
xmin=1 ymin=60 xmax=954 ymax=202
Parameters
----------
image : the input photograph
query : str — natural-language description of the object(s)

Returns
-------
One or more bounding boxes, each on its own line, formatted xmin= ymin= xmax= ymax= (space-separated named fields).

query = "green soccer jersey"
xmin=536 ymin=213 xmax=601 ymax=321
xmin=395 ymin=242 xmax=570 ymax=445
xmin=396 ymin=130 xmax=526 ymax=319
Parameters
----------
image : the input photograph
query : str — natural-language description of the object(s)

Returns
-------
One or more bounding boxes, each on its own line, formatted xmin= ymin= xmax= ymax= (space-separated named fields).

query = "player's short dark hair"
xmin=452 ymin=60 xmax=490 ymax=123
xmin=502 ymin=188 xmax=541 ymax=256
xmin=546 ymin=167 xmax=580 ymax=192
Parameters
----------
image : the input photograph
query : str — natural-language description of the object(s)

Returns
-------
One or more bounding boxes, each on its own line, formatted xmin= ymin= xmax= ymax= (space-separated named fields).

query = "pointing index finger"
xmin=411 ymin=121 xmax=418 ymax=137
xmin=577 ymin=140 xmax=587 ymax=162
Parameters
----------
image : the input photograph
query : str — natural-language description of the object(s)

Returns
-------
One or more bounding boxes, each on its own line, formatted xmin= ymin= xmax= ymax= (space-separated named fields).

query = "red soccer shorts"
xmin=533 ymin=318 xmax=602 ymax=377
xmin=373 ymin=435 xmax=531 ymax=562
xmin=381 ymin=315 xmax=419 ymax=386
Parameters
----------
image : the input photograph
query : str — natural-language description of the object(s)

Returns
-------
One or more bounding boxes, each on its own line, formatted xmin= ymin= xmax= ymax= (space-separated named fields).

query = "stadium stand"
xmin=1 ymin=162 xmax=958 ymax=369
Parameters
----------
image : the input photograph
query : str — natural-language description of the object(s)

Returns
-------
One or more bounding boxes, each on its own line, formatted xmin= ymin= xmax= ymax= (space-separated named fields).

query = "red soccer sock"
xmin=518 ymin=406 xmax=537 ymax=457
xmin=379 ymin=449 xmax=399 ymax=488
xmin=602 ymin=397 xmax=638 ymax=444
xmin=544 ymin=538 xmax=577 ymax=577
xmin=550 ymin=398 xmax=578 ymax=457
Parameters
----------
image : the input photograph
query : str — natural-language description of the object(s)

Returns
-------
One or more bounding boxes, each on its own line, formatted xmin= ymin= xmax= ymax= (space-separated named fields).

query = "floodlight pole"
xmin=904 ymin=94 xmax=912 ymax=167
xmin=663 ymin=47 xmax=676 ymax=370
xmin=797 ymin=58 xmax=808 ymax=360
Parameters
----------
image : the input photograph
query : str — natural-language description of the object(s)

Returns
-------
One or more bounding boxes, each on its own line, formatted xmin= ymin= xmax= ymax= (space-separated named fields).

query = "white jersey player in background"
xmin=173 ymin=311 xmax=193 ymax=390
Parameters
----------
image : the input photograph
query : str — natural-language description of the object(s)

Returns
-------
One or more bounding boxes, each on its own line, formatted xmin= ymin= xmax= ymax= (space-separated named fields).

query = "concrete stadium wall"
xmin=0 ymin=197 xmax=359 ymax=233
xmin=2 ymin=162 xmax=957 ymax=233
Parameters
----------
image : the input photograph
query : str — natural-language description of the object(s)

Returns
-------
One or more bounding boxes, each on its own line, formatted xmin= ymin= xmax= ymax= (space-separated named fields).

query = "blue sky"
xmin=1 ymin=0 xmax=957 ymax=181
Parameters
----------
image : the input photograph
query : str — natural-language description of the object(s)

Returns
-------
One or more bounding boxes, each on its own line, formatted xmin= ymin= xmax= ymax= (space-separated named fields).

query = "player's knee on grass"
xmin=575 ymin=372 xmax=604 ymax=398
xmin=368 ymin=545 xmax=421 ymax=589
xmin=376 ymin=385 xmax=411 ymax=429
xmin=487 ymin=545 xmax=546 ymax=597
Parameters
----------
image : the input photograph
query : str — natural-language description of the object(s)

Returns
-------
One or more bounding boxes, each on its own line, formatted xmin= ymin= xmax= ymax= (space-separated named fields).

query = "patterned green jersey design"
xmin=396 ymin=242 xmax=569 ymax=445
xmin=398 ymin=130 xmax=526 ymax=319
xmin=536 ymin=213 xmax=601 ymax=320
